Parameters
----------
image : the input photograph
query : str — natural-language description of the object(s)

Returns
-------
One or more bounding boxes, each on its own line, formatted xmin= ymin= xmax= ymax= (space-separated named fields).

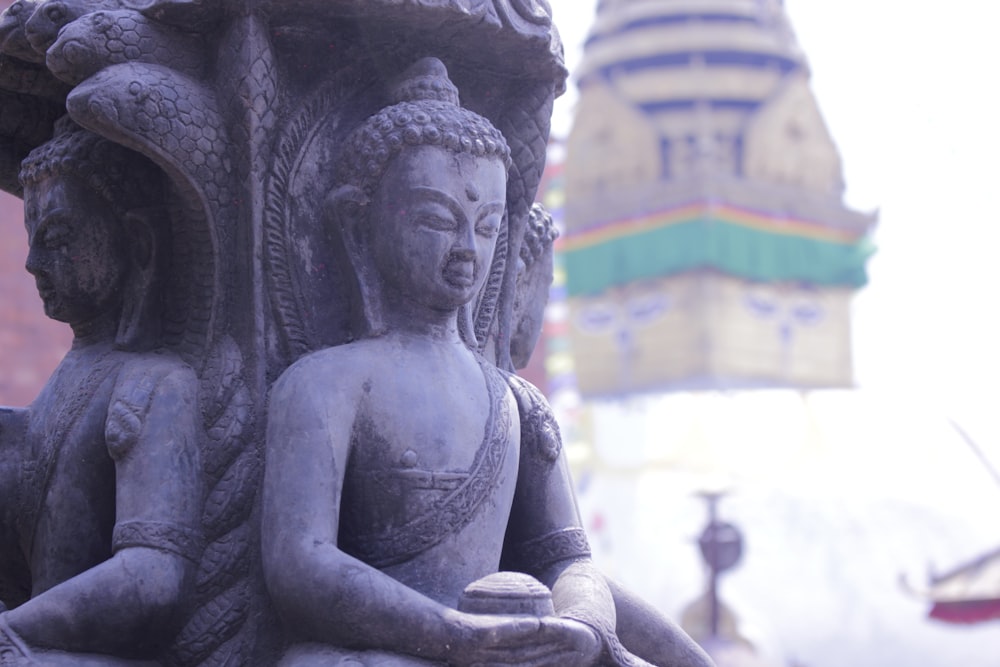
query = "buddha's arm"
xmin=507 ymin=465 xmax=712 ymax=667
xmin=1 ymin=362 xmax=201 ymax=656
xmin=0 ymin=407 xmax=27 ymax=521
xmin=262 ymin=359 xmax=584 ymax=666
xmin=0 ymin=407 xmax=30 ymax=611
xmin=262 ymin=365 xmax=446 ymax=657
xmin=502 ymin=375 xmax=615 ymax=614
xmin=502 ymin=433 xmax=618 ymax=626
xmin=504 ymin=375 xmax=712 ymax=667
xmin=503 ymin=373 xmax=644 ymax=665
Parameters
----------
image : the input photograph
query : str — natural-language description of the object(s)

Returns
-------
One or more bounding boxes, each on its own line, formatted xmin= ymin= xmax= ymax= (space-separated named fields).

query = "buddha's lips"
xmin=443 ymin=259 xmax=475 ymax=287
xmin=34 ymin=279 xmax=55 ymax=302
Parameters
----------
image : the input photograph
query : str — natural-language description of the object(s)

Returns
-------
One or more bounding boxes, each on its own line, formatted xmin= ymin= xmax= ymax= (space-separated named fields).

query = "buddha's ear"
xmin=326 ymin=184 xmax=382 ymax=337
xmin=327 ymin=184 xmax=369 ymax=252
xmin=124 ymin=207 xmax=159 ymax=269
xmin=115 ymin=207 xmax=162 ymax=351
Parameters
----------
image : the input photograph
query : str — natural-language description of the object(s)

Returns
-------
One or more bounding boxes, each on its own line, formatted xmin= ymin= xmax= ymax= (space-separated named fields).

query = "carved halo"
xmin=265 ymin=12 xmax=566 ymax=367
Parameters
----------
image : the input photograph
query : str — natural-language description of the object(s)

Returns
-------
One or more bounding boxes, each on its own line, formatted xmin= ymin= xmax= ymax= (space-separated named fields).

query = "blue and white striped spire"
xmin=579 ymin=0 xmax=805 ymax=125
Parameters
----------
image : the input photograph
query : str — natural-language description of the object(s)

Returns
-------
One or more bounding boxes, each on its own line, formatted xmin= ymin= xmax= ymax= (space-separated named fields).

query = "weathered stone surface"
xmin=0 ymin=2 xmax=711 ymax=665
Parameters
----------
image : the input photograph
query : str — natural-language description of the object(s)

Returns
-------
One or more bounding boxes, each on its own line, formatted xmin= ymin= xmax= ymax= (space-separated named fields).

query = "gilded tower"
xmin=561 ymin=0 xmax=875 ymax=396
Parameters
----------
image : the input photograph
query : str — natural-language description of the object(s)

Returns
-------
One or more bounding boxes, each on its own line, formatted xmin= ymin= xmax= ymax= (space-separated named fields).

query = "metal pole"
xmin=706 ymin=494 xmax=720 ymax=638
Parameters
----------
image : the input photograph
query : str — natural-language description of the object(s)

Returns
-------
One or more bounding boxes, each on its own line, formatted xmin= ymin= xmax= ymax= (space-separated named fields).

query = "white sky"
xmin=547 ymin=0 xmax=1000 ymax=454
xmin=544 ymin=7 xmax=1000 ymax=660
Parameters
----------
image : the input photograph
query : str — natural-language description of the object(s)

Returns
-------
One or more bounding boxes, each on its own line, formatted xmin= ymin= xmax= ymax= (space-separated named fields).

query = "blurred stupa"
xmin=561 ymin=0 xmax=876 ymax=397
xmin=538 ymin=4 xmax=1000 ymax=666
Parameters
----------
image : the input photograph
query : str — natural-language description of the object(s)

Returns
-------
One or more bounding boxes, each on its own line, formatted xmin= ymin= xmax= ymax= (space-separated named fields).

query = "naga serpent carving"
xmin=0 ymin=1 xmax=678 ymax=666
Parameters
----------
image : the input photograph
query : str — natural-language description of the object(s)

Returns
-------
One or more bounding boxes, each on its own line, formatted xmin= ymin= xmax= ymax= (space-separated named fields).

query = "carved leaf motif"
xmin=262 ymin=93 xmax=318 ymax=361
xmin=263 ymin=67 xmax=369 ymax=362
xmin=104 ymin=399 xmax=143 ymax=459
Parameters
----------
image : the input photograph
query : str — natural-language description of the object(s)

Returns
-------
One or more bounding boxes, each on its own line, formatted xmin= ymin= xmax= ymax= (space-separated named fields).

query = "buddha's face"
xmin=23 ymin=173 xmax=127 ymax=326
xmin=369 ymin=144 xmax=506 ymax=313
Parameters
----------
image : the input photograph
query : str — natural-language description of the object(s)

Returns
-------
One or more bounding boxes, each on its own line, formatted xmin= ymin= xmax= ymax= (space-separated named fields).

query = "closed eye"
xmin=32 ymin=211 xmax=72 ymax=249
xmin=42 ymin=227 xmax=71 ymax=247
xmin=416 ymin=213 xmax=457 ymax=231
xmin=476 ymin=218 xmax=501 ymax=238
xmin=475 ymin=203 xmax=504 ymax=239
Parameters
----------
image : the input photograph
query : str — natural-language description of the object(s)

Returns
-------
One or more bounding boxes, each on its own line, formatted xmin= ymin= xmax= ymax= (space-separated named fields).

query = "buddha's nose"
xmin=453 ymin=223 xmax=477 ymax=255
xmin=25 ymin=244 xmax=45 ymax=277
xmin=449 ymin=247 xmax=476 ymax=263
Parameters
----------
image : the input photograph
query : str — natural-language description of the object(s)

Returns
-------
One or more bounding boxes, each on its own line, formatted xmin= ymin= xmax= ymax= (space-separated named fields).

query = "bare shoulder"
xmin=114 ymin=350 xmax=198 ymax=402
xmin=270 ymin=340 xmax=387 ymax=408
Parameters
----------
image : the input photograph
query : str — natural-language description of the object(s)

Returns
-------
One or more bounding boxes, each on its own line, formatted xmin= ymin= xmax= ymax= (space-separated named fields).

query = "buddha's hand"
xmin=0 ymin=614 xmax=35 ymax=666
xmin=443 ymin=610 xmax=601 ymax=667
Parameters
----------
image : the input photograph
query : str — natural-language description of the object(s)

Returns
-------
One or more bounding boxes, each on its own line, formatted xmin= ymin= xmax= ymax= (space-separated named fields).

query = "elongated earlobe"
xmin=327 ymin=185 xmax=383 ymax=337
xmin=115 ymin=207 xmax=162 ymax=351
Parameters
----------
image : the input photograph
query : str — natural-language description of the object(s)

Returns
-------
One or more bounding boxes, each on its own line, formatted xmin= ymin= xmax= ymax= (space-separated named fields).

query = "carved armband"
xmin=506 ymin=527 xmax=591 ymax=574
xmin=113 ymin=521 xmax=203 ymax=563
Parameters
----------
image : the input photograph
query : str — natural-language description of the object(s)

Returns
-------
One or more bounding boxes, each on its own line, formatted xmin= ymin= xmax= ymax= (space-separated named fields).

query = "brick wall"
xmin=0 ymin=0 xmax=72 ymax=406
xmin=0 ymin=191 xmax=71 ymax=407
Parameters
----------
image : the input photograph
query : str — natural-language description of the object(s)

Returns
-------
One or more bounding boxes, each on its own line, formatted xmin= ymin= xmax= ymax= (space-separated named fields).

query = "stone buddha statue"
xmin=0 ymin=119 xmax=203 ymax=665
xmin=261 ymin=57 xmax=636 ymax=666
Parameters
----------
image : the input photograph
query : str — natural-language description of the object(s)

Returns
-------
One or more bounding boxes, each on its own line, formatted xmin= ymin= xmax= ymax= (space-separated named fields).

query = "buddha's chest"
xmin=22 ymin=352 xmax=121 ymax=594
xmin=338 ymin=369 xmax=520 ymax=570
xmin=27 ymin=352 xmax=120 ymax=484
